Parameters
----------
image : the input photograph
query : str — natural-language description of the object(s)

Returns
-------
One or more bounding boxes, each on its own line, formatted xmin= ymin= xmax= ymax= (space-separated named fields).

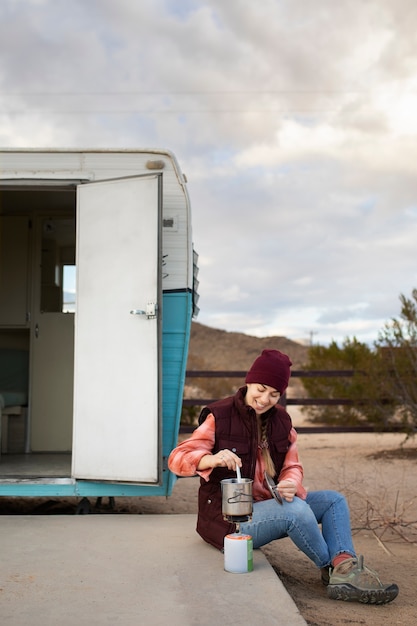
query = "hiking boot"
xmin=327 ymin=555 xmax=399 ymax=604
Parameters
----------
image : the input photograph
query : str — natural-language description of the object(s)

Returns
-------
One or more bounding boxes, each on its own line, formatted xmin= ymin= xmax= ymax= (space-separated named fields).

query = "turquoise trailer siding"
xmin=161 ymin=291 xmax=193 ymax=494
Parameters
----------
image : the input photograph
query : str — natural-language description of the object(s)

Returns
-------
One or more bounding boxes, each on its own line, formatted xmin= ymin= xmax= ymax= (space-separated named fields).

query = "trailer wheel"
xmin=95 ymin=496 xmax=115 ymax=510
xmin=75 ymin=497 xmax=91 ymax=515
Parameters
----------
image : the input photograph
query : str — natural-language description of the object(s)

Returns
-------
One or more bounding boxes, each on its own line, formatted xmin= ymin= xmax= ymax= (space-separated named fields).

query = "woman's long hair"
xmin=259 ymin=414 xmax=276 ymax=478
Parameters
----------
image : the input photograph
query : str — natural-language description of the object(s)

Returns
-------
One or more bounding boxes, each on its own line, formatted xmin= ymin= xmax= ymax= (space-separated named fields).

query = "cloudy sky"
xmin=1 ymin=0 xmax=417 ymax=346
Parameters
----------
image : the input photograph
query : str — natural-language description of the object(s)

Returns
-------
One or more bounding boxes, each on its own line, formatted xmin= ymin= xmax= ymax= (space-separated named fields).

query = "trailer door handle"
xmin=130 ymin=302 xmax=158 ymax=319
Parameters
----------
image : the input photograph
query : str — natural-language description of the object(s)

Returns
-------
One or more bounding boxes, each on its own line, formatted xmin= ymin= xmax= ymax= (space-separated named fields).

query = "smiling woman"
xmin=168 ymin=348 xmax=399 ymax=605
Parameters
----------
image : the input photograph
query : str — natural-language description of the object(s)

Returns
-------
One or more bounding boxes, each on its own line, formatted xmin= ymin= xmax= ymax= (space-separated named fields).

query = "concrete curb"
xmin=0 ymin=514 xmax=307 ymax=625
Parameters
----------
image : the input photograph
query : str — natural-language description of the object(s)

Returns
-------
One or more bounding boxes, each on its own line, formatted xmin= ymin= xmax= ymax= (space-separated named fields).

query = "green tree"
xmin=302 ymin=290 xmax=417 ymax=435
xmin=301 ymin=338 xmax=376 ymax=425
xmin=375 ymin=288 xmax=417 ymax=437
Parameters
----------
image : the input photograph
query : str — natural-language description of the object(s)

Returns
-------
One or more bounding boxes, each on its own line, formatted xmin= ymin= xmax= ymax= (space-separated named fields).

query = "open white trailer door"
xmin=72 ymin=174 xmax=162 ymax=483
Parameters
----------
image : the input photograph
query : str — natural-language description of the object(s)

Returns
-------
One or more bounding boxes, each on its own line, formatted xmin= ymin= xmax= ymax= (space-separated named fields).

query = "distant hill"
xmin=187 ymin=321 xmax=308 ymax=370
xmin=185 ymin=322 xmax=309 ymax=402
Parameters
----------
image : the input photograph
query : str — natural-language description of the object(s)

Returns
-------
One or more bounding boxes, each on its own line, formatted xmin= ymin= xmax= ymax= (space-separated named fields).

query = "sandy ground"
xmin=262 ymin=430 xmax=417 ymax=626
xmin=136 ymin=429 xmax=417 ymax=626
xmin=158 ymin=430 xmax=416 ymax=626
xmin=1 ymin=424 xmax=416 ymax=625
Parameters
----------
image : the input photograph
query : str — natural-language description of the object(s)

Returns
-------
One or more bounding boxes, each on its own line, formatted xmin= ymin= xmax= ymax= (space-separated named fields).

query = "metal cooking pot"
xmin=221 ymin=478 xmax=253 ymax=521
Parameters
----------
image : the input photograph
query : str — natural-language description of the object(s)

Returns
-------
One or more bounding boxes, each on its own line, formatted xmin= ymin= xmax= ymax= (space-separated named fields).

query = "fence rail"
xmin=183 ymin=369 xmax=356 ymax=408
xmin=181 ymin=369 xmax=400 ymax=434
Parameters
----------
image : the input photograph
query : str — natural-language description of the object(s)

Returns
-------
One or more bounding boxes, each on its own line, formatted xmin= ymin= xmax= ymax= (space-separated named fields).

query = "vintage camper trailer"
xmin=0 ymin=149 xmax=198 ymax=505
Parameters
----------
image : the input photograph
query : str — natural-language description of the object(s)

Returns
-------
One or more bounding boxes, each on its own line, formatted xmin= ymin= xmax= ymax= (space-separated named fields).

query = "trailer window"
xmin=63 ymin=265 xmax=76 ymax=313
xmin=40 ymin=217 xmax=76 ymax=313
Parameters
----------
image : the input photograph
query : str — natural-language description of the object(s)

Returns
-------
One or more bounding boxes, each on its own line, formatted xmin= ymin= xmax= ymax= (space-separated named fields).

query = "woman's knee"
xmin=325 ymin=489 xmax=349 ymax=509
xmin=309 ymin=489 xmax=349 ymax=508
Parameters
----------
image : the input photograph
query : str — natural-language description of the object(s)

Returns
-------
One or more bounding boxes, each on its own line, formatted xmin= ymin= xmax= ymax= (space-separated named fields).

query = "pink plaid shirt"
xmin=168 ymin=413 xmax=307 ymax=501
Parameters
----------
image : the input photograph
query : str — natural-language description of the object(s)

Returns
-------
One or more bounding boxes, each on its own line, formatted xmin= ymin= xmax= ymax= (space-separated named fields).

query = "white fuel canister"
xmin=224 ymin=533 xmax=253 ymax=573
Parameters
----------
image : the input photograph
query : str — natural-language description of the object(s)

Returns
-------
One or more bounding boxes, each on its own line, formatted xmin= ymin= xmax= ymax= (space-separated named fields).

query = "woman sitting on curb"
xmin=168 ymin=349 xmax=399 ymax=604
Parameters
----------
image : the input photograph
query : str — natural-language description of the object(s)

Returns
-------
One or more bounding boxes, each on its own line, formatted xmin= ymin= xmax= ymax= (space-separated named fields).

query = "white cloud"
xmin=1 ymin=0 xmax=417 ymax=346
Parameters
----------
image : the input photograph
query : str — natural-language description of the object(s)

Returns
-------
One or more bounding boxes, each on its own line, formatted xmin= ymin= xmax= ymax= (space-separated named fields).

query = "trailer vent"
xmin=163 ymin=216 xmax=178 ymax=230
xmin=146 ymin=159 xmax=165 ymax=170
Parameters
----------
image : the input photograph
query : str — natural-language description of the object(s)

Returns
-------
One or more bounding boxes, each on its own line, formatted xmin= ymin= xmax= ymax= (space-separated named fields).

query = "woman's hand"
xmin=197 ymin=449 xmax=242 ymax=471
xmin=277 ymin=479 xmax=297 ymax=502
xmin=215 ymin=449 xmax=242 ymax=470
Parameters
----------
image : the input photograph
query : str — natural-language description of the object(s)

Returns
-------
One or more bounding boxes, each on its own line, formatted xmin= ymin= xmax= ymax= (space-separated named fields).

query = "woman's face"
xmin=245 ymin=383 xmax=280 ymax=415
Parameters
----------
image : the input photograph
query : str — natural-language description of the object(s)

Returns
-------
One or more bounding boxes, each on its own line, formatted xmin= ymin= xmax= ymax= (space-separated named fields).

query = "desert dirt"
xmin=1 ymin=421 xmax=416 ymax=625
xmin=132 ymin=426 xmax=417 ymax=626
xmin=161 ymin=428 xmax=416 ymax=626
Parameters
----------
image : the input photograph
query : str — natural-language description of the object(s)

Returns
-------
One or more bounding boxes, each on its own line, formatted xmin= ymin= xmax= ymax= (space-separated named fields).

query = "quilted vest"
xmin=196 ymin=386 xmax=293 ymax=550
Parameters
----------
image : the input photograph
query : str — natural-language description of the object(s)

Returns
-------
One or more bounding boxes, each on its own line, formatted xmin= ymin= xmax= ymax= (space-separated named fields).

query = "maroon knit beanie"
xmin=245 ymin=349 xmax=292 ymax=394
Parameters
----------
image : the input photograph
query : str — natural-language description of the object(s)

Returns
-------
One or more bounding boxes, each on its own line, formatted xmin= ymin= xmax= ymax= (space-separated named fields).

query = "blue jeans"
xmin=239 ymin=490 xmax=356 ymax=569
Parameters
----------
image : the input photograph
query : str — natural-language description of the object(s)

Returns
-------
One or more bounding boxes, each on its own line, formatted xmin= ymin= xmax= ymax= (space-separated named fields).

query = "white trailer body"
xmin=0 ymin=149 xmax=198 ymax=500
